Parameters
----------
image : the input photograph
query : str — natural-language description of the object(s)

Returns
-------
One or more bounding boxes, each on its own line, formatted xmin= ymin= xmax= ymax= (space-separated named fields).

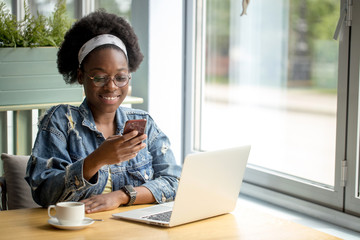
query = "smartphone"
xmin=123 ymin=119 xmax=147 ymax=136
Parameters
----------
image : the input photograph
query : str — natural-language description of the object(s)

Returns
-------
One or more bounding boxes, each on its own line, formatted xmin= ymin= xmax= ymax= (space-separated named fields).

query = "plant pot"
xmin=0 ymin=47 xmax=83 ymax=106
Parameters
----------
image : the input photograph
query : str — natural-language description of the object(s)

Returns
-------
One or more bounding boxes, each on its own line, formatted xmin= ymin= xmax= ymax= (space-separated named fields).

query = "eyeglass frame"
xmin=84 ymin=72 xmax=131 ymax=88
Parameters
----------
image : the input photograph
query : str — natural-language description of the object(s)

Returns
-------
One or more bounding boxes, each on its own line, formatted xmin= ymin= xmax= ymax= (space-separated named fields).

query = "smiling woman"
xmin=25 ymin=10 xmax=182 ymax=214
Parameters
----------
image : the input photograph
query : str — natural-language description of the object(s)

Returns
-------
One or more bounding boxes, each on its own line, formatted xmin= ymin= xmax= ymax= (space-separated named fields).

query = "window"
xmin=186 ymin=0 xmax=360 ymax=229
xmin=1 ymin=0 xmax=12 ymax=12
xmin=29 ymin=0 xmax=77 ymax=19
xmin=94 ymin=0 xmax=132 ymax=19
xmin=198 ymin=0 xmax=339 ymax=187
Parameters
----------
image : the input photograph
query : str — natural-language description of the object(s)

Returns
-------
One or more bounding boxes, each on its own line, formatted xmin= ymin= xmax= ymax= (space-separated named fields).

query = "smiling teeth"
xmin=103 ymin=96 xmax=117 ymax=100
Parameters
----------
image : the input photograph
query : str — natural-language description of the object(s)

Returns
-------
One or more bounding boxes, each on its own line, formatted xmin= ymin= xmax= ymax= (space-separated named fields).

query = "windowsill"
xmin=238 ymin=194 xmax=360 ymax=239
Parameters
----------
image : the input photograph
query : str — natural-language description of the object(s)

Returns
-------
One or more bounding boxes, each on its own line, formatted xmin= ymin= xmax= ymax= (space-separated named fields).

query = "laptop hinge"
xmin=341 ymin=159 xmax=348 ymax=187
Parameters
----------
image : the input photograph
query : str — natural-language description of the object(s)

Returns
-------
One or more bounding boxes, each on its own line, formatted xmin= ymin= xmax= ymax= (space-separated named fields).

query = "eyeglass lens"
xmin=92 ymin=74 xmax=130 ymax=87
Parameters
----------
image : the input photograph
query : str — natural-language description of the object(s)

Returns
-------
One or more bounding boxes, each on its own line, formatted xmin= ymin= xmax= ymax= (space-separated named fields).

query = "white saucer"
xmin=48 ymin=217 xmax=95 ymax=230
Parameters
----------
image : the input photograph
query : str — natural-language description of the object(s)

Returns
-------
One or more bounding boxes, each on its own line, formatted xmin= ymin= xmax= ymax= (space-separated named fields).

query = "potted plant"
xmin=0 ymin=0 xmax=83 ymax=107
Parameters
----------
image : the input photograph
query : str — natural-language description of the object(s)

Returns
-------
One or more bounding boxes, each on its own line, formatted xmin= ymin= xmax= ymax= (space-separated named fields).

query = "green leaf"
xmin=0 ymin=0 xmax=73 ymax=48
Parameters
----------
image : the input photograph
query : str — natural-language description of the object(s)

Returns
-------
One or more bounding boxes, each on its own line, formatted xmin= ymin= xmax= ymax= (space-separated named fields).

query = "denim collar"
xmin=79 ymin=99 xmax=97 ymax=132
xmin=78 ymin=98 xmax=124 ymax=135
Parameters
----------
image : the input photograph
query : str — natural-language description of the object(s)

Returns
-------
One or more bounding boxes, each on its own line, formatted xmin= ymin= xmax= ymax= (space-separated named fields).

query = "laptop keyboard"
xmin=142 ymin=211 xmax=172 ymax=222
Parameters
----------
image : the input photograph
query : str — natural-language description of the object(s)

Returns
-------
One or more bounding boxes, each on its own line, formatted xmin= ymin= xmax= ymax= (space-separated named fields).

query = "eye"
xmin=115 ymin=75 xmax=128 ymax=82
xmin=93 ymin=75 xmax=108 ymax=83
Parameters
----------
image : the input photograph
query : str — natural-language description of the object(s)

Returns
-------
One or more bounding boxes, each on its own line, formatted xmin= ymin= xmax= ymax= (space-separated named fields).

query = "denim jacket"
xmin=25 ymin=99 xmax=182 ymax=207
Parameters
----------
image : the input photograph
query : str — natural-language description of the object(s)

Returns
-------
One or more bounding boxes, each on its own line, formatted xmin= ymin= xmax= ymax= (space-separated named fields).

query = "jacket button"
xmin=75 ymin=179 xmax=80 ymax=186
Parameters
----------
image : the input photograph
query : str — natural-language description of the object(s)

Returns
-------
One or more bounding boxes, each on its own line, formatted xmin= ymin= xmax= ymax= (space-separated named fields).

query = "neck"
xmin=92 ymin=111 xmax=117 ymax=139
xmin=93 ymin=112 xmax=116 ymax=125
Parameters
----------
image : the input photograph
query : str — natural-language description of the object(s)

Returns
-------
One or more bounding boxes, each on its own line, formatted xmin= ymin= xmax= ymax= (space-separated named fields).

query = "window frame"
xmin=344 ymin=0 xmax=360 ymax=215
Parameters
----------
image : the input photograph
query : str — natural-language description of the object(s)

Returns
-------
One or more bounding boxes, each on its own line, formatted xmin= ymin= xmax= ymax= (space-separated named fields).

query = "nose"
xmin=103 ymin=76 xmax=118 ymax=90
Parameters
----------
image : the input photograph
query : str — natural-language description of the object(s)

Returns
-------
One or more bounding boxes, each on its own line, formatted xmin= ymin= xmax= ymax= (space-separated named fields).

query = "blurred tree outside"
xmin=205 ymin=0 xmax=339 ymax=90
xmin=289 ymin=0 xmax=339 ymax=89
xmin=95 ymin=0 xmax=132 ymax=20
xmin=205 ymin=0 xmax=230 ymax=85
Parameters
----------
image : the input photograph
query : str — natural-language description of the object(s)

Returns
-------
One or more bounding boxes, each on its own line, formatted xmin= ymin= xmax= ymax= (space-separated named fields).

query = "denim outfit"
xmin=25 ymin=99 xmax=182 ymax=207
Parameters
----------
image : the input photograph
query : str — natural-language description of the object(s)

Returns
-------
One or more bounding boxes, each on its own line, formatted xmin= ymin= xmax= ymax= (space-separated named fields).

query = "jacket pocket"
xmin=126 ymin=153 xmax=154 ymax=186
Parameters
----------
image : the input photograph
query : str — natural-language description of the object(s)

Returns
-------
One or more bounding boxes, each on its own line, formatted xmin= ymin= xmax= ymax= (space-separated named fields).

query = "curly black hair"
xmin=57 ymin=10 xmax=144 ymax=84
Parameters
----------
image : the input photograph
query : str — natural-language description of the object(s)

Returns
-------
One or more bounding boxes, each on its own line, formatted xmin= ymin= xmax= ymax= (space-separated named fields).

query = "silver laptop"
xmin=112 ymin=145 xmax=251 ymax=227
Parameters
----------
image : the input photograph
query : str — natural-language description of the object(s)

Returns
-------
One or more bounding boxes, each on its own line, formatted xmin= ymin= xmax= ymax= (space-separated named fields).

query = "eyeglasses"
xmin=85 ymin=73 xmax=131 ymax=88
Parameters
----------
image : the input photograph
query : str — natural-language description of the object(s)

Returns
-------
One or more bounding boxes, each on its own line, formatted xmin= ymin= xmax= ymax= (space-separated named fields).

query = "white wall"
xmin=148 ymin=0 xmax=184 ymax=164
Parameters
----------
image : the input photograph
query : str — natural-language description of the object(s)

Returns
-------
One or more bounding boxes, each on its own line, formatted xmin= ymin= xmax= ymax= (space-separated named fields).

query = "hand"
xmin=80 ymin=190 xmax=129 ymax=213
xmin=91 ymin=131 xmax=147 ymax=165
xmin=83 ymin=131 xmax=147 ymax=180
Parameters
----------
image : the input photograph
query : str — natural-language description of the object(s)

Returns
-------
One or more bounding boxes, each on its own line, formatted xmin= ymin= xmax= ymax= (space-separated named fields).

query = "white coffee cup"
xmin=48 ymin=202 xmax=85 ymax=226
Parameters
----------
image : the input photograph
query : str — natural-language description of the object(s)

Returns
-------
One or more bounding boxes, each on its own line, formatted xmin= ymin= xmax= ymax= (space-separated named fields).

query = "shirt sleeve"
xmin=25 ymin=112 xmax=103 ymax=207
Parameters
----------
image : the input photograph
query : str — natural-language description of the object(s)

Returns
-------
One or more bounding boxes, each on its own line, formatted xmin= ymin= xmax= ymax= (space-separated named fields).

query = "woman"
xmin=25 ymin=10 xmax=182 ymax=214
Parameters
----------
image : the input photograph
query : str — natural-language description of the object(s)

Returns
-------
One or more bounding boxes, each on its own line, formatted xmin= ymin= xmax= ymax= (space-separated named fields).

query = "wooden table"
xmin=0 ymin=202 xmax=340 ymax=240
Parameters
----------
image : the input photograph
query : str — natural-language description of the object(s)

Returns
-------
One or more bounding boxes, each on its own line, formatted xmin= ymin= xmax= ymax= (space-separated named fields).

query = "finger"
xmin=124 ymin=142 xmax=146 ymax=156
xmin=127 ymin=134 xmax=147 ymax=146
xmin=80 ymin=199 xmax=89 ymax=204
xmin=133 ymin=142 xmax=147 ymax=152
xmin=118 ymin=143 xmax=146 ymax=160
xmin=104 ymin=133 xmax=139 ymax=150
xmin=85 ymin=200 xmax=102 ymax=213
xmin=121 ymin=130 xmax=139 ymax=139
xmin=106 ymin=132 xmax=137 ymax=146
xmin=83 ymin=199 xmax=95 ymax=208
xmin=137 ymin=134 xmax=147 ymax=141
xmin=110 ymin=136 xmax=146 ymax=154
xmin=107 ymin=131 xmax=139 ymax=143
xmin=107 ymin=134 xmax=123 ymax=140
xmin=80 ymin=197 xmax=94 ymax=204
xmin=87 ymin=204 xmax=107 ymax=213
xmin=87 ymin=200 xmax=110 ymax=213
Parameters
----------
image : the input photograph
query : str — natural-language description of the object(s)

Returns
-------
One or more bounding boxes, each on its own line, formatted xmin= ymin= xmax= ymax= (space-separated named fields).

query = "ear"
xmin=77 ymin=68 xmax=84 ymax=85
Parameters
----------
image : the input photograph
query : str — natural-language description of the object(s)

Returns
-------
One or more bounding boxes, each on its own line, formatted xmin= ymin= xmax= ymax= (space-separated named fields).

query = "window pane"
xmin=29 ymin=0 xmax=77 ymax=19
xmin=199 ymin=0 xmax=339 ymax=187
xmin=95 ymin=0 xmax=132 ymax=20
xmin=1 ymin=0 xmax=12 ymax=13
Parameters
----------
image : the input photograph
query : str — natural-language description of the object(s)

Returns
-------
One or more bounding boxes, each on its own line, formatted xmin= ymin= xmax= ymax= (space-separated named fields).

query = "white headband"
xmin=78 ymin=34 xmax=128 ymax=66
